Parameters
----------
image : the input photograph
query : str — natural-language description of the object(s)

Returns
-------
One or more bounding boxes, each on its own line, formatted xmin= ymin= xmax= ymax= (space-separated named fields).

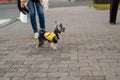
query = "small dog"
xmin=37 ymin=21 xmax=65 ymax=50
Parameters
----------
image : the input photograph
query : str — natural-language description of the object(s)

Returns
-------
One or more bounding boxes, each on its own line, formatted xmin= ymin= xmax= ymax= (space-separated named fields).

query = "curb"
xmin=91 ymin=3 xmax=120 ymax=10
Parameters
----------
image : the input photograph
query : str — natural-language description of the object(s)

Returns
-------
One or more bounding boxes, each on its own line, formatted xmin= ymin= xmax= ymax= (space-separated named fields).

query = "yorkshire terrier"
xmin=37 ymin=21 xmax=65 ymax=50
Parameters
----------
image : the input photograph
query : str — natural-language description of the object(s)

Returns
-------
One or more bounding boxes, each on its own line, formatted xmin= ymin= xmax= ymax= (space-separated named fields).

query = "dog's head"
xmin=54 ymin=21 xmax=65 ymax=34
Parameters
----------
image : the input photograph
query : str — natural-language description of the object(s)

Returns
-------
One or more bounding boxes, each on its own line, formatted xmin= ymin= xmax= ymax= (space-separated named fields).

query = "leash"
xmin=0 ymin=17 xmax=19 ymax=29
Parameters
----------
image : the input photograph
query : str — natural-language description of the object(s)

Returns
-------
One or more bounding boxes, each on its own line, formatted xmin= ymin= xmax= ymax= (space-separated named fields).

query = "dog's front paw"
xmin=50 ymin=43 xmax=57 ymax=50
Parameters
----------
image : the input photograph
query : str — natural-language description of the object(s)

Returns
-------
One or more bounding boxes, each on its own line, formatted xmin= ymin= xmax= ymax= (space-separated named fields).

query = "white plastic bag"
xmin=19 ymin=12 xmax=27 ymax=23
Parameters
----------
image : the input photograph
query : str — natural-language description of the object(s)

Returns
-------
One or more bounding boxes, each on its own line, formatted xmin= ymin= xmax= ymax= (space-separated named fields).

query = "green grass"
xmin=91 ymin=4 xmax=120 ymax=10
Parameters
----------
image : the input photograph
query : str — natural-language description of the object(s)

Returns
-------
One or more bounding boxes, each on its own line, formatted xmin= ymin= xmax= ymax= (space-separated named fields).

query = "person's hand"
xmin=21 ymin=1 xmax=25 ymax=8
xmin=17 ymin=0 xmax=29 ymax=14
xmin=40 ymin=0 xmax=44 ymax=6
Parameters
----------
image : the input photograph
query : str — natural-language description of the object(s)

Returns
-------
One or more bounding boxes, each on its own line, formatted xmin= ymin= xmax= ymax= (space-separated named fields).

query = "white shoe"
xmin=34 ymin=32 xmax=39 ymax=39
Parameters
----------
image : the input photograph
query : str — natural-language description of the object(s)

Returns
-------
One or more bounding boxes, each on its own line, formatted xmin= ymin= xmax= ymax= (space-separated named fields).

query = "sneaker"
xmin=109 ymin=21 xmax=116 ymax=25
xmin=34 ymin=32 xmax=39 ymax=39
xmin=110 ymin=22 xmax=116 ymax=25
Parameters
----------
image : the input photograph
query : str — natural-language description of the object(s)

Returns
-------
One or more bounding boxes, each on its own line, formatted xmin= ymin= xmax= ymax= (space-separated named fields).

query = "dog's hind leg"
xmin=37 ymin=30 xmax=45 ymax=48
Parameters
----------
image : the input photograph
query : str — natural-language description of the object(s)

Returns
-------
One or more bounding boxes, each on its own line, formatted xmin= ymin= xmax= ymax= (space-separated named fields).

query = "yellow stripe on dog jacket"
xmin=44 ymin=32 xmax=57 ymax=42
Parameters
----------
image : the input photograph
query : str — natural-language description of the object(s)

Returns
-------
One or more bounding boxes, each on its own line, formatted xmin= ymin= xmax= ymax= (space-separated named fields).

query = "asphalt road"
xmin=0 ymin=0 xmax=93 ymax=19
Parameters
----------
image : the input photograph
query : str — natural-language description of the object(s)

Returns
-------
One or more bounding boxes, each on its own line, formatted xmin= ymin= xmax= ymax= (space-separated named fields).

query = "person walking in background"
xmin=20 ymin=0 xmax=46 ymax=38
xmin=109 ymin=0 xmax=119 ymax=24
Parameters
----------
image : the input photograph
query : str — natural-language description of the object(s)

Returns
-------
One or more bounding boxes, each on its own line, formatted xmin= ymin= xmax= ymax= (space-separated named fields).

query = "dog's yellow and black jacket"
xmin=44 ymin=32 xmax=60 ymax=43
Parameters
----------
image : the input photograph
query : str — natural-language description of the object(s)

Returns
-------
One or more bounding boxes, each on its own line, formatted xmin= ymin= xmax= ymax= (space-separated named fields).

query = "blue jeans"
xmin=27 ymin=0 xmax=45 ymax=33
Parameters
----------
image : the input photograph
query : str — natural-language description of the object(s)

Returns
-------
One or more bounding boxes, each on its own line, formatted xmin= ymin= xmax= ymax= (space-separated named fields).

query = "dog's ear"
xmin=55 ymin=21 xmax=59 ymax=26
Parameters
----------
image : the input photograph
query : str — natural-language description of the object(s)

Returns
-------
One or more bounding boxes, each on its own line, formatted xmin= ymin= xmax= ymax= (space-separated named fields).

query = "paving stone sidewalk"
xmin=0 ymin=6 xmax=120 ymax=80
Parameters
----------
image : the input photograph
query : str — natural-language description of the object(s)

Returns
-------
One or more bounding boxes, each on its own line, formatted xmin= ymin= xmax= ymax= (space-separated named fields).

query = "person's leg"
xmin=110 ymin=0 xmax=119 ymax=24
xmin=35 ymin=2 xmax=45 ymax=30
xmin=27 ymin=0 xmax=38 ymax=33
